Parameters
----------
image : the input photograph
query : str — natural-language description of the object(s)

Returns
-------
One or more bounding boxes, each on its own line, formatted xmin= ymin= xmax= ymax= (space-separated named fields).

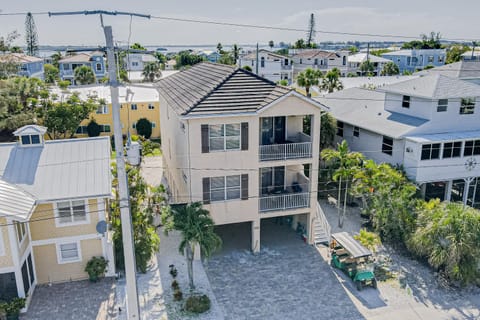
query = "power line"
xmin=0 ymin=11 xmax=478 ymax=42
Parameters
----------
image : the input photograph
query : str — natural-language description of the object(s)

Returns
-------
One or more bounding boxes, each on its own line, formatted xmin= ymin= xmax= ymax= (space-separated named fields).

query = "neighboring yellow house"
xmin=50 ymin=84 xmax=161 ymax=138
xmin=0 ymin=125 xmax=115 ymax=306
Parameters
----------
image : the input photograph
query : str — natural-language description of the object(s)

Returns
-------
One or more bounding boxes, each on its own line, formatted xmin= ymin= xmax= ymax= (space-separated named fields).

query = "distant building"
xmin=381 ymin=49 xmax=446 ymax=73
xmin=461 ymin=50 xmax=480 ymax=61
xmin=165 ymin=59 xmax=177 ymax=71
xmin=347 ymin=53 xmax=392 ymax=76
xmin=197 ymin=50 xmax=221 ymax=63
xmin=317 ymin=74 xmax=480 ymax=208
xmin=238 ymin=49 xmax=293 ymax=83
xmin=0 ymin=53 xmax=44 ymax=79
xmin=49 ymin=85 xmax=161 ymax=138
xmin=290 ymin=49 xmax=349 ymax=77
xmin=124 ymin=53 xmax=157 ymax=71
xmin=58 ymin=51 xmax=106 ymax=85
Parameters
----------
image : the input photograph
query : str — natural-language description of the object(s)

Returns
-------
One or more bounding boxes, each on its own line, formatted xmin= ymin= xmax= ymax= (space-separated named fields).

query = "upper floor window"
xmin=336 ymin=121 xmax=344 ymax=137
xmin=342 ymin=56 xmax=346 ymax=65
xmin=382 ymin=136 xmax=393 ymax=155
xmin=15 ymin=221 xmax=26 ymax=244
xmin=96 ymin=105 xmax=108 ymax=114
xmin=314 ymin=58 xmax=318 ymax=65
xmin=299 ymin=58 xmax=303 ymax=64
xmin=56 ymin=200 xmax=89 ymax=226
xmin=407 ymin=57 xmax=411 ymax=65
xmin=443 ymin=141 xmax=462 ymax=158
xmin=421 ymin=143 xmax=440 ymax=160
xmin=284 ymin=59 xmax=289 ymax=66
xmin=63 ymin=64 xmax=70 ymax=70
xmin=148 ymin=104 xmax=155 ymax=110
xmin=96 ymin=63 xmax=102 ymax=71
xmin=437 ymin=99 xmax=448 ymax=112
xmin=464 ymin=140 xmax=480 ymax=156
xmin=402 ymin=95 xmax=410 ymax=108
xmin=151 ymin=122 xmax=156 ymax=128
xmin=460 ymin=98 xmax=475 ymax=114
xmin=132 ymin=61 xmax=139 ymax=67
xmin=208 ymin=124 xmax=240 ymax=151
xmin=438 ymin=56 xmax=444 ymax=63
xmin=428 ymin=56 xmax=434 ymax=63
xmin=260 ymin=57 xmax=265 ymax=68
xmin=210 ymin=175 xmax=241 ymax=202
xmin=131 ymin=104 xmax=138 ymax=110
xmin=353 ymin=126 xmax=360 ymax=137
xmin=21 ymin=134 xmax=41 ymax=145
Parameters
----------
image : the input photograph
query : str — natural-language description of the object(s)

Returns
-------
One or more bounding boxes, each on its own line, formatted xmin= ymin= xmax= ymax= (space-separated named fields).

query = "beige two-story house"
xmin=156 ymin=62 xmax=329 ymax=252
xmin=0 ymin=125 xmax=115 ymax=305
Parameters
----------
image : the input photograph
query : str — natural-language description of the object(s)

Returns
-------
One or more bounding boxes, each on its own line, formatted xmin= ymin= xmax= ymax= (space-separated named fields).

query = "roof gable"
xmin=156 ymin=62 xmax=291 ymax=116
xmin=13 ymin=125 xmax=47 ymax=136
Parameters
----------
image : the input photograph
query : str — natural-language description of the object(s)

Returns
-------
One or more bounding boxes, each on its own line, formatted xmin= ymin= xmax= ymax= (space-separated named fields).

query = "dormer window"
xmin=21 ymin=134 xmax=41 ymax=145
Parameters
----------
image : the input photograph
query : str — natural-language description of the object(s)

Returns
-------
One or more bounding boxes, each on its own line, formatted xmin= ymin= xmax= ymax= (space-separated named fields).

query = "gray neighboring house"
xmin=316 ymin=74 xmax=480 ymax=208
xmin=0 ymin=53 xmax=44 ymax=79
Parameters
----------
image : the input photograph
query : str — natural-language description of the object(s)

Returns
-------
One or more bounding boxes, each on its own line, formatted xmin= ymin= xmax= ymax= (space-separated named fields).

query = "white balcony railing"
xmin=259 ymin=142 xmax=312 ymax=161
xmin=259 ymin=192 xmax=310 ymax=212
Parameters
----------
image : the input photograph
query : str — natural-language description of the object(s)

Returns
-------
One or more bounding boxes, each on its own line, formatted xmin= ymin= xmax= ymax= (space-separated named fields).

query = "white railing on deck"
xmin=259 ymin=142 xmax=312 ymax=161
xmin=259 ymin=192 xmax=310 ymax=212
xmin=315 ymin=202 xmax=331 ymax=243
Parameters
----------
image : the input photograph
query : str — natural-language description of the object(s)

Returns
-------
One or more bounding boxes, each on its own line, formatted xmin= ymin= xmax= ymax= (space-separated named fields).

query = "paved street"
xmin=204 ymin=220 xmax=364 ymax=320
xmin=21 ymin=279 xmax=118 ymax=320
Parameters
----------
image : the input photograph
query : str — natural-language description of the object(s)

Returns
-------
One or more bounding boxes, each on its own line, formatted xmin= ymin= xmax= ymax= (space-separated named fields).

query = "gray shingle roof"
xmin=315 ymin=88 xmax=428 ymax=138
xmin=417 ymin=60 xmax=480 ymax=79
xmin=155 ymin=62 xmax=291 ymax=116
xmin=0 ymin=136 xmax=112 ymax=203
xmin=379 ymin=74 xmax=480 ymax=99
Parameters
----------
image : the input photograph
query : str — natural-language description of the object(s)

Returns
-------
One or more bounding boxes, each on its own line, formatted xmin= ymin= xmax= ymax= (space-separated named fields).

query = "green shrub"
xmin=0 ymin=297 xmax=26 ymax=317
xmin=171 ymin=280 xmax=179 ymax=290
xmin=185 ymin=294 xmax=211 ymax=313
xmin=87 ymin=119 xmax=102 ymax=137
xmin=354 ymin=229 xmax=381 ymax=253
xmin=136 ymin=118 xmax=152 ymax=139
xmin=142 ymin=140 xmax=161 ymax=156
xmin=173 ymin=289 xmax=183 ymax=301
xmin=85 ymin=256 xmax=109 ymax=282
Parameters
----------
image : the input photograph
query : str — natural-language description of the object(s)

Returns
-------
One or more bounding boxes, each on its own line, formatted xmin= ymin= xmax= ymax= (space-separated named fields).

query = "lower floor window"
xmin=57 ymin=242 xmax=81 ymax=263
xmin=210 ymin=175 xmax=241 ymax=201
xmin=382 ymin=136 xmax=393 ymax=155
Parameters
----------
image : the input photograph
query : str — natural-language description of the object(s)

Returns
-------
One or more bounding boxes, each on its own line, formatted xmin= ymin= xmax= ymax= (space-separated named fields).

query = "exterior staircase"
xmin=313 ymin=202 xmax=331 ymax=245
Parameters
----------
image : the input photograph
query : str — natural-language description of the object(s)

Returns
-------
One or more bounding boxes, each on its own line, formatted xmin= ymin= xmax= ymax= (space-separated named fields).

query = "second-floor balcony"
xmin=259 ymin=134 xmax=312 ymax=161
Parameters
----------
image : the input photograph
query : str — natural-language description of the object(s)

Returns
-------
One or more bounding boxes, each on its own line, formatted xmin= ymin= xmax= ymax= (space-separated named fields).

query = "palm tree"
xmin=296 ymin=68 xmax=322 ymax=97
xmin=320 ymin=68 xmax=343 ymax=93
xmin=51 ymin=51 xmax=63 ymax=68
xmin=166 ymin=202 xmax=222 ymax=290
xmin=142 ymin=62 xmax=162 ymax=82
xmin=73 ymin=66 xmax=96 ymax=85
xmin=268 ymin=40 xmax=274 ymax=50
xmin=380 ymin=62 xmax=400 ymax=76
xmin=232 ymin=44 xmax=241 ymax=64
xmin=321 ymin=140 xmax=364 ymax=227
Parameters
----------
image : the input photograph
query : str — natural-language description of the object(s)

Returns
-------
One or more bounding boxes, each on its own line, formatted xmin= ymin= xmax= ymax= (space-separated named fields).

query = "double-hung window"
xmin=442 ymin=141 xmax=462 ymax=158
xmin=464 ymin=140 xmax=480 ymax=156
xmin=421 ymin=143 xmax=441 ymax=160
xmin=336 ymin=121 xmax=344 ymax=137
xmin=209 ymin=124 xmax=240 ymax=151
xmin=210 ymin=175 xmax=241 ymax=202
xmin=402 ymin=95 xmax=410 ymax=108
xmin=353 ymin=126 xmax=360 ymax=137
xmin=460 ymin=98 xmax=475 ymax=115
xmin=56 ymin=200 xmax=88 ymax=226
xmin=57 ymin=242 xmax=81 ymax=264
xmin=437 ymin=99 xmax=448 ymax=112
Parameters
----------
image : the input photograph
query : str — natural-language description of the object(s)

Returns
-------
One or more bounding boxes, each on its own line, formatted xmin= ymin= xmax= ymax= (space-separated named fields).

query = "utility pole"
xmin=49 ymin=10 xmax=150 ymax=319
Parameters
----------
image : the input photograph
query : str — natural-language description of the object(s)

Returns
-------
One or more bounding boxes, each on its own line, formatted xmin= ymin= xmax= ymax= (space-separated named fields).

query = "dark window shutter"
xmin=241 ymin=122 xmax=249 ymax=150
xmin=201 ymin=124 xmax=209 ymax=153
xmin=202 ymin=177 xmax=210 ymax=204
xmin=241 ymin=174 xmax=248 ymax=200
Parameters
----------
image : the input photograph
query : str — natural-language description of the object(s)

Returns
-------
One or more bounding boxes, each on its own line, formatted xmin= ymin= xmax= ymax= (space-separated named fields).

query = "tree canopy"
xmin=142 ymin=62 xmax=162 ymax=82
xmin=296 ymin=68 xmax=322 ymax=97
xmin=380 ymin=61 xmax=400 ymax=76
xmin=320 ymin=68 xmax=343 ymax=93
xmin=136 ymin=118 xmax=152 ymax=139
xmin=74 ymin=66 xmax=96 ymax=85
xmin=402 ymin=31 xmax=442 ymax=49
xmin=175 ymin=51 xmax=205 ymax=69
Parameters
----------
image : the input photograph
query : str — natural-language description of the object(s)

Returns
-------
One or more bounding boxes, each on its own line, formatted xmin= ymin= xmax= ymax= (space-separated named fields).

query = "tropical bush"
xmin=85 ymin=256 xmax=109 ymax=282
xmin=136 ymin=118 xmax=152 ymax=139
xmin=86 ymin=119 xmax=102 ymax=137
xmin=354 ymin=229 xmax=381 ymax=253
xmin=185 ymin=294 xmax=211 ymax=313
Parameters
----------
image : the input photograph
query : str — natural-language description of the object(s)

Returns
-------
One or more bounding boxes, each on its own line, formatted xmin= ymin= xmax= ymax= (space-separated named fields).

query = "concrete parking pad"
xmin=204 ymin=219 xmax=364 ymax=320
xmin=21 ymin=278 xmax=117 ymax=320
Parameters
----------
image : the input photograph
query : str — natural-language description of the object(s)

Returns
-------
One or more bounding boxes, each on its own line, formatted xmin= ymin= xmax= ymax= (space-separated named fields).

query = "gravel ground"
xmin=319 ymin=199 xmax=480 ymax=320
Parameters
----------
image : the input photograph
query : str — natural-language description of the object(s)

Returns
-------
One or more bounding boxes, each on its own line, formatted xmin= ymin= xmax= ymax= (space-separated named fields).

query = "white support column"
xmin=445 ymin=180 xmax=453 ymax=202
xmin=291 ymin=215 xmax=299 ymax=231
xmin=251 ymin=219 xmax=260 ymax=254
xmin=306 ymin=212 xmax=314 ymax=245
xmin=463 ymin=177 xmax=474 ymax=206
xmin=6 ymin=218 xmax=25 ymax=298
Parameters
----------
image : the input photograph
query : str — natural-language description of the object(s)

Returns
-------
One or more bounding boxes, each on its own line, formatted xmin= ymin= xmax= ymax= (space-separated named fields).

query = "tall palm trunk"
xmin=185 ymin=242 xmax=195 ymax=290
xmin=342 ymin=178 xmax=349 ymax=228
xmin=337 ymin=176 xmax=342 ymax=227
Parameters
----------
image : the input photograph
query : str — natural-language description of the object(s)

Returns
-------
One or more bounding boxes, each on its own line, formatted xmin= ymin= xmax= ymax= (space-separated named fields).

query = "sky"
xmin=0 ymin=0 xmax=479 ymax=47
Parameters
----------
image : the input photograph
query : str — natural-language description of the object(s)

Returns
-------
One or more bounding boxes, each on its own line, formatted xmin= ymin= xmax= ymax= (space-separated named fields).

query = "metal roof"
xmin=155 ymin=62 xmax=291 ymax=116
xmin=315 ymin=88 xmax=427 ymax=138
xmin=0 ymin=136 xmax=112 ymax=203
xmin=332 ymin=232 xmax=372 ymax=258
xmin=0 ymin=53 xmax=43 ymax=63
xmin=417 ymin=61 xmax=480 ymax=80
xmin=0 ymin=179 xmax=36 ymax=221
xmin=379 ymin=74 xmax=480 ymax=99
xmin=406 ymin=129 xmax=480 ymax=143
xmin=347 ymin=53 xmax=391 ymax=64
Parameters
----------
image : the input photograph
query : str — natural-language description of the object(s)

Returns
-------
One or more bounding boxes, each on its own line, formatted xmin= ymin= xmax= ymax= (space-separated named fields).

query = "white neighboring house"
xmin=417 ymin=60 xmax=480 ymax=85
xmin=290 ymin=49 xmax=349 ymax=77
xmin=125 ymin=53 xmax=157 ymax=71
xmin=347 ymin=53 xmax=392 ymax=76
xmin=461 ymin=50 xmax=480 ymax=61
xmin=238 ymin=50 xmax=293 ymax=83
xmin=316 ymin=74 xmax=480 ymax=208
